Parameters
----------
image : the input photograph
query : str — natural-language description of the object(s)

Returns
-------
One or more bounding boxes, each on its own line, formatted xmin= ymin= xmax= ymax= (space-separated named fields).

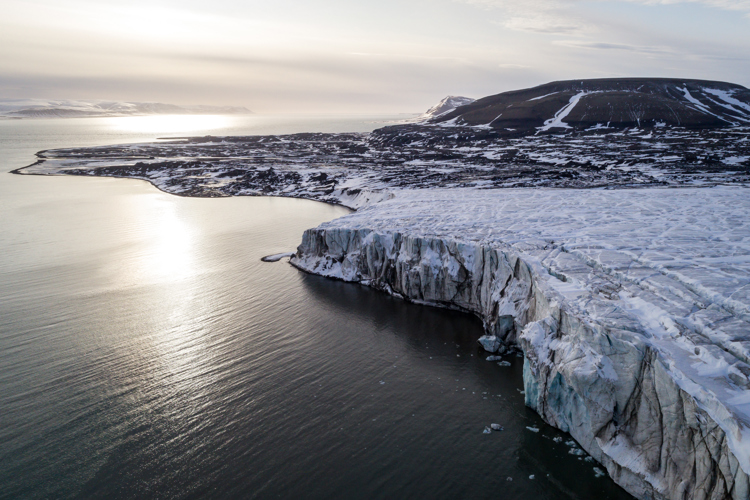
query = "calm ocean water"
xmin=0 ymin=115 xmax=632 ymax=499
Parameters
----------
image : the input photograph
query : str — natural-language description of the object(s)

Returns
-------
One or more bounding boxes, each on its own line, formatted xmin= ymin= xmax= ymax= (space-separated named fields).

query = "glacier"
xmin=291 ymin=186 xmax=750 ymax=500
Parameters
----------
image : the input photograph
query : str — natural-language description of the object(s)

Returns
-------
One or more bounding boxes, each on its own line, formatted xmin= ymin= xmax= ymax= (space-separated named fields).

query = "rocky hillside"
xmin=431 ymin=78 xmax=750 ymax=133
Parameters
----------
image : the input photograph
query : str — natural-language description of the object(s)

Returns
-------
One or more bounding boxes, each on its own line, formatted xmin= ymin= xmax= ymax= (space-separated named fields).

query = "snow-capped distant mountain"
xmin=0 ymin=99 xmax=251 ymax=118
xmin=420 ymin=96 xmax=475 ymax=121
xmin=430 ymin=78 xmax=750 ymax=132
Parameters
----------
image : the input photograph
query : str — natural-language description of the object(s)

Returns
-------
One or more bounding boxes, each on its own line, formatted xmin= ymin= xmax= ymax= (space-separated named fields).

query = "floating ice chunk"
xmin=506 ymin=477 xmax=513 ymax=481
xmin=491 ymin=423 xmax=504 ymax=431
xmin=593 ymin=467 xmax=606 ymax=478
xmin=260 ymin=251 xmax=294 ymax=262
xmin=565 ymin=440 xmax=577 ymax=447
xmin=526 ymin=426 xmax=540 ymax=432
xmin=486 ymin=355 xmax=503 ymax=361
xmin=379 ymin=381 xmax=385 ymax=385
xmin=585 ymin=456 xmax=594 ymax=462
xmin=553 ymin=437 xmax=563 ymax=443
xmin=497 ymin=361 xmax=512 ymax=367
xmin=569 ymin=448 xmax=586 ymax=456
xmin=478 ymin=335 xmax=504 ymax=353
xmin=529 ymin=475 xmax=535 ymax=480
xmin=483 ymin=426 xmax=492 ymax=434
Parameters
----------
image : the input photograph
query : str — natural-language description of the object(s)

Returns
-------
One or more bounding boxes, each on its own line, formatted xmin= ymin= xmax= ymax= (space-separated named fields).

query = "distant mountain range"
xmin=428 ymin=78 xmax=750 ymax=133
xmin=0 ymin=99 xmax=252 ymax=118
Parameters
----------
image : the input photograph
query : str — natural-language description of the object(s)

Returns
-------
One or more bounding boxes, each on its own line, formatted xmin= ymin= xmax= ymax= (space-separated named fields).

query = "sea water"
xmin=0 ymin=115 xmax=632 ymax=499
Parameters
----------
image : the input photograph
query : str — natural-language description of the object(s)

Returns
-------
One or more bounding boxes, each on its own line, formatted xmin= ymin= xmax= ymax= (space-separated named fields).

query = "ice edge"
xmin=290 ymin=189 xmax=750 ymax=500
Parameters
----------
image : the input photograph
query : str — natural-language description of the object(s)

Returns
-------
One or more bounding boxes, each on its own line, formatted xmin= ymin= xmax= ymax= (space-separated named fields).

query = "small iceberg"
xmin=483 ymin=426 xmax=492 ymax=434
xmin=526 ymin=426 xmax=540 ymax=433
xmin=261 ymin=252 xmax=294 ymax=262
xmin=478 ymin=335 xmax=505 ymax=353
xmin=491 ymin=423 xmax=504 ymax=431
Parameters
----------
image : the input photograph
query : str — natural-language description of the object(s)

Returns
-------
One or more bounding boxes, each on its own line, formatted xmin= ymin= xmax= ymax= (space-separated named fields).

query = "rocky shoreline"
xmin=13 ymin=125 xmax=750 ymax=207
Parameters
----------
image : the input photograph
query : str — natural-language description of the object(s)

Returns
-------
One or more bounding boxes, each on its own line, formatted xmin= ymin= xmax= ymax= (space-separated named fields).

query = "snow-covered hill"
xmin=431 ymin=78 xmax=750 ymax=132
xmin=420 ymin=95 xmax=475 ymax=121
xmin=0 ymin=99 xmax=251 ymax=118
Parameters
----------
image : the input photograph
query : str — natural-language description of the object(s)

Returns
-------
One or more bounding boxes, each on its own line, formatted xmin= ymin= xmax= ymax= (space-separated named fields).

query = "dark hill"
xmin=432 ymin=78 xmax=750 ymax=132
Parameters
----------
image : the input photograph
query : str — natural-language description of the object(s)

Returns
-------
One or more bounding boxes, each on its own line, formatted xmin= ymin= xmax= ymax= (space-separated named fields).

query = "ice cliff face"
xmin=291 ymin=187 xmax=750 ymax=500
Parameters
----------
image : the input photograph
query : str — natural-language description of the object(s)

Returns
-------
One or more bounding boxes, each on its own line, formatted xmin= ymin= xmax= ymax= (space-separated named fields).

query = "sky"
xmin=1 ymin=0 xmax=749 ymax=113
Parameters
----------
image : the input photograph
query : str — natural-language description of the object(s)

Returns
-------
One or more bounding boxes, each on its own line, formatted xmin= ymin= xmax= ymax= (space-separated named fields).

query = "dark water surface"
xmin=0 ymin=116 xmax=632 ymax=499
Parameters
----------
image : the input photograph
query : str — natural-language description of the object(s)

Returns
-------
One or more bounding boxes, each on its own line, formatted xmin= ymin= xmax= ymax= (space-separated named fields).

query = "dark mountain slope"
xmin=431 ymin=78 xmax=750 ymax=133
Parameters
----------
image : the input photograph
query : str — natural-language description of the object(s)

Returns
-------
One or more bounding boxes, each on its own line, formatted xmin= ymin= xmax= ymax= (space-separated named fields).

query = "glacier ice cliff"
xmin=291 ymin=187 xmax=750 ymax=500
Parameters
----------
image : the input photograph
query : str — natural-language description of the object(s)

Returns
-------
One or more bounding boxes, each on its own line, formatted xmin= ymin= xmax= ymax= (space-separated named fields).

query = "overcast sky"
xmin=1 ymin=0 xmax=749 ymax=113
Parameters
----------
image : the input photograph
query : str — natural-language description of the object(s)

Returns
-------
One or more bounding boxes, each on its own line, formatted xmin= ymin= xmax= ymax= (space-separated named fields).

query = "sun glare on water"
xmin=101 ymin=194 xmax=199 ymax=289
xmin=103 ymin=114 xmax=232 ymax=135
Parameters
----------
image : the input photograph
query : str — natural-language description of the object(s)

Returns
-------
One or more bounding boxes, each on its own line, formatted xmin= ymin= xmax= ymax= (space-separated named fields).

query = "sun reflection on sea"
xmin=102 ymin=114 xmax=232 ymax=135
xmin=95 ymin=191 xmax=200 ymax=289
xmin=144 ymin=203 xmax=195 ymax=283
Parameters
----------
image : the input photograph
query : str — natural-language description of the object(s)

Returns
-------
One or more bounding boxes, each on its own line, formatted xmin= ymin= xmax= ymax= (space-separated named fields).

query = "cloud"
xmin=461 ymin=0 xmax=750 ymax=12
xmin=499 ymin=16 xmax=581 ymax=33
xmin=625 ymin=0 xmax=750 ymax=12
xmin=553 ymin=40 xmax=674 ymax=53
xmin=459 ymin=0 xmax=750 ymax=25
